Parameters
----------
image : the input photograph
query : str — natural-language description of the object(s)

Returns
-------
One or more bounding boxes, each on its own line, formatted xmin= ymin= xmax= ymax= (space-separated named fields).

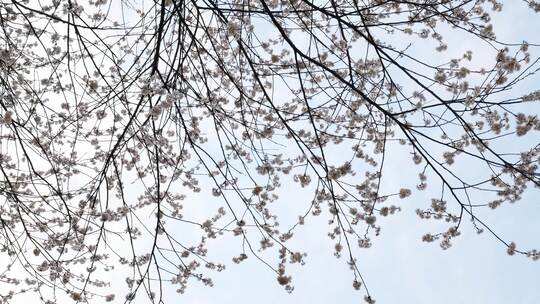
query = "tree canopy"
xmin=0 ymin=0 xmax=539 ymax=302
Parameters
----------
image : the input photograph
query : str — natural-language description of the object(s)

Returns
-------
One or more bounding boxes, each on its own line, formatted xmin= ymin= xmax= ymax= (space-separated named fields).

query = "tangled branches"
xmin=0 ymin=0 xmax=539 ymax=302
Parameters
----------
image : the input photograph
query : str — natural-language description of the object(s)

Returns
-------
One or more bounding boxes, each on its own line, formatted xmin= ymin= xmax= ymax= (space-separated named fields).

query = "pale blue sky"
xmin=157 ymin=3 xmax=540 ymax=303
xmin=1 ymin=1 xmax=539 ymax=304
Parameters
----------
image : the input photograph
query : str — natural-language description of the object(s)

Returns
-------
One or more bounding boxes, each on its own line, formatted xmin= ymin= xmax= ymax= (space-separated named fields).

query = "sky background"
xmin=165 ymin=3 xmax=540 ymax=303
xmin=1 ymin=1 xmax=540 ymax=303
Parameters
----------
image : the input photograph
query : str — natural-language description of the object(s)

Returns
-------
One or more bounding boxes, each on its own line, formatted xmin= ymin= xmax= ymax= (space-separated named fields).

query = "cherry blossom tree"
xmin=0 ymin=0 xmax=539 ymax=302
